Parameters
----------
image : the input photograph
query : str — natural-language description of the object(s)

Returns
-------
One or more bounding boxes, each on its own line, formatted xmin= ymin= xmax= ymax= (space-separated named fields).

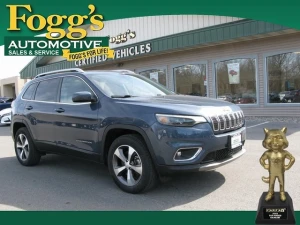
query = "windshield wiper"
xmin=111 ymin=95 xmax=137 ymax=98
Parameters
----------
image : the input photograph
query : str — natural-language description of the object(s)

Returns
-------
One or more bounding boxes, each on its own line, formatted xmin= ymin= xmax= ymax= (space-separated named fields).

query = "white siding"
xmin=84 ymin=32 xmax=300 ymax=117
xmin=87 ymin=15 xmax=243 ymax=48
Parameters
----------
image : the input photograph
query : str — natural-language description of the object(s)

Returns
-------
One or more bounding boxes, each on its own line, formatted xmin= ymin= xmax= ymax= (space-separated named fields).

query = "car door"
xmin=23 ymin=78 xmax=60 ymax=151
xmin=53 ymin=75 xmax=100 ymax=154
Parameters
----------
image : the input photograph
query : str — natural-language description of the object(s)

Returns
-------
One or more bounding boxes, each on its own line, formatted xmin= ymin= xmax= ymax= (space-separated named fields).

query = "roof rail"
xmin=34 ymin=68 xmax=84 ymax=79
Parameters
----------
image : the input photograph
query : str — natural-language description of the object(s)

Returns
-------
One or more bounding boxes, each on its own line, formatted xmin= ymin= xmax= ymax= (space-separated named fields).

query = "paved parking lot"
xmin=0 ymin=120 xmax=299 ymax=211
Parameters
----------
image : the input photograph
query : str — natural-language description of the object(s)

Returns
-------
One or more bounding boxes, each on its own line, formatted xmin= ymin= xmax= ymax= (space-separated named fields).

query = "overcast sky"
xmin=0 ymin=46 xmax=35 ymax=79
xmin=0 ymin=34 xmax=48 ymax=79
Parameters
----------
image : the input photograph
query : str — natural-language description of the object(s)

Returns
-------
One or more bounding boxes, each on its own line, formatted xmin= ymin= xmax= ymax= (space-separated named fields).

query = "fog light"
xmin=174 ymin=147 xmax=202 ymax=161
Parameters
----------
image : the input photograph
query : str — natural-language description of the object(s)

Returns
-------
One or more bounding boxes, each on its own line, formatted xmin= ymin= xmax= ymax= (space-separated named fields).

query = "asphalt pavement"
xmin=0 ymin=120 xmax=299 ymax=211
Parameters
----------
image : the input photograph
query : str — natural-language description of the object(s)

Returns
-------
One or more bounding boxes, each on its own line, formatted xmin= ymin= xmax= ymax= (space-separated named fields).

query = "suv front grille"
xmin=210 ymin=111 xmax=244 ymax=134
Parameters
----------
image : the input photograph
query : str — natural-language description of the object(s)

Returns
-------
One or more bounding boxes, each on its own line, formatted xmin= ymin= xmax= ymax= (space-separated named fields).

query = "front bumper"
xmin=157 ymin=147 xmax=246 ymax=174
xmin=148 ymin=122 xmax=246 ymax=172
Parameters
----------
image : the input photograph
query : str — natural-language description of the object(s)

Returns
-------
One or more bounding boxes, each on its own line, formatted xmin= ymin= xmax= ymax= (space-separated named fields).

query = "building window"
xmin=173 ymin=64 xmax=207 ymax=97
xmin=139 ymin=69 xmax=167 ymax=87
xmin=215 ymin=58 xmax=257 ymax=104
xmin=267 ymin=52 xmax=300 ymax=103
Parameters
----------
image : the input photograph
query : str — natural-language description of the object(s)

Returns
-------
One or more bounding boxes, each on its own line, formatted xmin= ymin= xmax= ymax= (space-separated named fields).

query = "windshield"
xmin=88 ymin=72 xmax=175 ymax=97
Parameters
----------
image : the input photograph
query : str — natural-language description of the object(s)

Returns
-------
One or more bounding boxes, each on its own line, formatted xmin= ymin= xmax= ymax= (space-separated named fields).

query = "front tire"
xmin=14 ymin=127 xmax=41 ymax=166
xmin=108 ymin=134 xmax=158 ymax=194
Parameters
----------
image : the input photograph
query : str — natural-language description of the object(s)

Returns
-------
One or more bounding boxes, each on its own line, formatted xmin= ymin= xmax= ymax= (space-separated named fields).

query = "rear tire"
xmin=14 ymin=127 xmax=41 ymax=166
xmin=108 ymin=134 xmax=158 ymax=194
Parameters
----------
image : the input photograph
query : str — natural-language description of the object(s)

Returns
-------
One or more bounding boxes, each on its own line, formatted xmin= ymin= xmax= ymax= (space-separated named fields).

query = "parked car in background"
xmin=282 ymin=90 xmax=300 ymax=103
xmin=278 ymin=91 xmax=290 ymax=102
xmin=0 ymin=97 xmax=14 ymax=111
xmin=292 ymin=90 xmax=300 ymax=103
xmin=235 ymin=96 xmax=256 ymax=104
xmin=0 ymin=108 xmax=12 ymax=125
xmin=269 ymin=92 xmax=280 ymax=103
xmin=217 ymin=94 xmax=233 ymax=102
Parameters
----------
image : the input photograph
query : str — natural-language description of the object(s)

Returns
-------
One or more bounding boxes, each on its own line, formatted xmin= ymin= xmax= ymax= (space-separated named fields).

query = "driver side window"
xmin=60 ymin=76 xmax=92 ymax=103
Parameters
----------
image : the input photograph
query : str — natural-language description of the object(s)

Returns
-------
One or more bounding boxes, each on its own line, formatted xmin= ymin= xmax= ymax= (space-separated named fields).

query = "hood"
xmin=113 ymin=95 xmax=242 ymax=117
xmin=0 ymin=108 xmax=12 ymax=116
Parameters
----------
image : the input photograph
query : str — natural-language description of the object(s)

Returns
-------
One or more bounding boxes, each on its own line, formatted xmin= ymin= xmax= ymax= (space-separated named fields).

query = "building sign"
xmin=109 ymin=29 xmax=136 ymax=44
xmin=5 ymin=4 xmax=115 ymax=61
xmin=150 ymin=72 xmax=159 ymax=82
xmin=75 ymin=42 xmax=152 ymax=67
xmin=227 ymin=63 xmax=240 ymax=84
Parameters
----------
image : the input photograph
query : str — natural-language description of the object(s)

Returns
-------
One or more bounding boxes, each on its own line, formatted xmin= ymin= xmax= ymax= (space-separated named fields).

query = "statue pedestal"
xmin=255 ymin=192 xmax=295 ymax=225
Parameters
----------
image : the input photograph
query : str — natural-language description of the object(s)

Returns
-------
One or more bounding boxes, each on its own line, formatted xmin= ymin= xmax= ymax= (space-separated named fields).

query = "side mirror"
xmin=72 ymin=91 xmax=97 ymax=103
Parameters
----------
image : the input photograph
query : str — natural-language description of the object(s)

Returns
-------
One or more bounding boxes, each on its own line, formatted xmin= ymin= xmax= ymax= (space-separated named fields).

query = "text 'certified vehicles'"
xmin=11 ymin=68 xmax=246 ymax=194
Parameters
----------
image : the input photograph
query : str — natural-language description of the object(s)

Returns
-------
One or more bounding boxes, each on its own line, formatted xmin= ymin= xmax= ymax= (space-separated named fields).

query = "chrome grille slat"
xmin=210 ymin=110 xmax=244 ymax=133
xmin=229 ymin=114 xmax=235 ymax=128
xmin=218 ymin=115 xmax=225 ymax=130
xmin=234 ymin=113 xmax=238 ymax=127
xmin=224 ymin=115 xmax=230 ymax=129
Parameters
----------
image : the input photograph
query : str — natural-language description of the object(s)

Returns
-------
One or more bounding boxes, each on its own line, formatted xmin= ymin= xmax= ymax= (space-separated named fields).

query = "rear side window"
xmin=22 ymin=83 xmax=38 ymax=100
xmin=34 ymin=78 xmax=60 ymax=102
xmin=60 ymin=76 xmax=92 ymax=103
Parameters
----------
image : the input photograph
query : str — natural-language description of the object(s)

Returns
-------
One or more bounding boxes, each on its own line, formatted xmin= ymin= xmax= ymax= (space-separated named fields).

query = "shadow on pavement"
xmin=0 ymin=154 xmax=225 ymax=211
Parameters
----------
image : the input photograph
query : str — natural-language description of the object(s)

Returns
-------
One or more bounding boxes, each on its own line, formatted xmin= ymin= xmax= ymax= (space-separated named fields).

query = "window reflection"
xmin=139 ymin=69 xmax=167 ymax=87
xmin=215 ymin=58 xmax=257 ymax=104
xmin=173 ymin=64 xmax=207 ymax=97
xmin=267 ymin=52 xmax=300 ymax=103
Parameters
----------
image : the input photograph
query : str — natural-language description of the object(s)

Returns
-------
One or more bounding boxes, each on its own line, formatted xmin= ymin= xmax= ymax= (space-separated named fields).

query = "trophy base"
xmin=255 ymin=192 xmax=296 ymax=225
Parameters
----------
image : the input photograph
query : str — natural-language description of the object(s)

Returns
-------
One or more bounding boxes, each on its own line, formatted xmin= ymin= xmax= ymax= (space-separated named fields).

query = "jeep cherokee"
xmin=11 ymin=68 xmax=246 ymax=193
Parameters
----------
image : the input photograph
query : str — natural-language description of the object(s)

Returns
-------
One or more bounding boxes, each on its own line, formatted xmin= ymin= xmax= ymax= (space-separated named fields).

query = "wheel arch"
xmin=12 ymin=120 xmax=34 ymax=141
xmin=102 ymin=125 xmax=158 ymax=168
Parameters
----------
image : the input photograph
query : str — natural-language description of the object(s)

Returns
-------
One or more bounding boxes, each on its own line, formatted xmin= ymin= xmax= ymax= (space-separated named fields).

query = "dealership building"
xmin=20 ymin=16 xmax=300 ymax=117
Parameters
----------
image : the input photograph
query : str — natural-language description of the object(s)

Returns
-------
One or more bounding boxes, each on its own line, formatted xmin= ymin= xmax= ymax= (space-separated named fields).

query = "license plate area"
xmin=229 ymin=133 xmax=242 ymax=149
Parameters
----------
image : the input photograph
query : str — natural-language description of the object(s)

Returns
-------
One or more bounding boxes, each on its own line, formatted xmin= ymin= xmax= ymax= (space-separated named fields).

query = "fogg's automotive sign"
xmin=5 ymin=4 xmax=114 ymax=61
xmin=75 ymin=43 xmax=152 ymax=67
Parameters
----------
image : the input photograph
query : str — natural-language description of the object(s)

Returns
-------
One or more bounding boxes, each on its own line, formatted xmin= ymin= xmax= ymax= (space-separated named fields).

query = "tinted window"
xmin=23 ymin=83 xmax=38 ymax=100
xmin=60 ymin=77 xmax=92 ymax=103
xmin=35 ymin=78 xmax=60 ymax=102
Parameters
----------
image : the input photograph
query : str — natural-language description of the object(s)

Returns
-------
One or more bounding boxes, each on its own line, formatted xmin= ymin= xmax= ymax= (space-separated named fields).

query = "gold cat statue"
xmin=259 ymin=127 xmax=295 ymax=202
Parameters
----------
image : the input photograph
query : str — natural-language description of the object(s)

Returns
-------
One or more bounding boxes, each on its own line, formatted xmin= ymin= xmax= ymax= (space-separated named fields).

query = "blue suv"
xmin=11 ymin=68 xmax=246 ymax=193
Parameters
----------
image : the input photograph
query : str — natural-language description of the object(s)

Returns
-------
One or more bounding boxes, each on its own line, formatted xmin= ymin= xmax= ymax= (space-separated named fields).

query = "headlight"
xmin=155 ymin=114 xmax=207 ymax=127
xmin=1 ymin=113 xmax=10 ymax=117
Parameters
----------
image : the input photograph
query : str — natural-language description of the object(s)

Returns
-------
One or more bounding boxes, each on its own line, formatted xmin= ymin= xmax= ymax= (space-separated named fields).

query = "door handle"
xmin=26 ymin=106 xmax=33 ymax=110
xmin=55 ymin=108 xmax=65 ymax=113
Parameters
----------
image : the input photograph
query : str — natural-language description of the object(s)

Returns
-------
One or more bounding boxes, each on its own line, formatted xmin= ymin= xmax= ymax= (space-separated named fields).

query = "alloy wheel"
xmin=16 ymin=134 xmax=29 ymax=161
xmin=112 ymin=145 xmax=143 ymax=186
